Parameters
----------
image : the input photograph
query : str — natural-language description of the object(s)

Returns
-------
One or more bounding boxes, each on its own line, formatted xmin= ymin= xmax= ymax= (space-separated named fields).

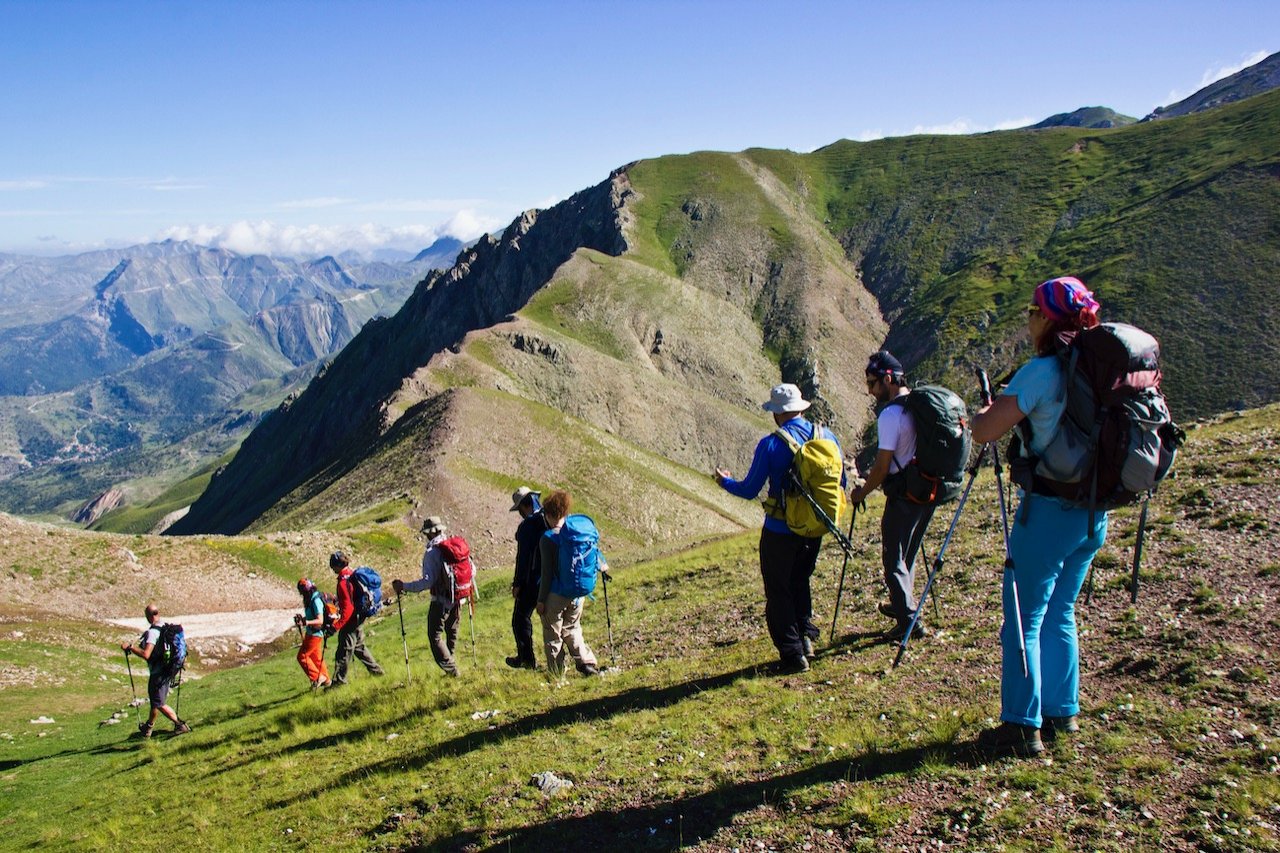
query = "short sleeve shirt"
xmin=877 ymin=399 xmax=916 ymax=473
xmin=1003 ymin=355 xmax=1067 ymax=456
xmin=141 ymin=626 xmax=162 ymax=673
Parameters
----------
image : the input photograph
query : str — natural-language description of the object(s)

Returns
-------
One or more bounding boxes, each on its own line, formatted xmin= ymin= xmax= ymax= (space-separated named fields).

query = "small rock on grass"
xmin=530 ymin=771 xmax=573 ymax=795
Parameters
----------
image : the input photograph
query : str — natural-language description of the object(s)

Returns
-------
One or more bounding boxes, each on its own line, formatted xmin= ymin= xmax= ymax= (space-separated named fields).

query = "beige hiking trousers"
xmin=540 ymin=592 xmax=597 ymax=675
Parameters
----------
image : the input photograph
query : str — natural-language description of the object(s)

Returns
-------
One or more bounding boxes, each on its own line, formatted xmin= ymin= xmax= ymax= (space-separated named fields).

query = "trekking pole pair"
xmin=978 ymin=369 xmax=1030 ymax=678
xmin=829 ymin=501 xmax=861 ymax=643
xmin=892 ymin=443 xmax=989 ymax=668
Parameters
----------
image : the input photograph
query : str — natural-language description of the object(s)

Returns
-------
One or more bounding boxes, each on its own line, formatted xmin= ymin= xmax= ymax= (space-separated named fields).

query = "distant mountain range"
xmin=173 ymin=83 xmax=1280 ymax=542
xmin=0 ymin=237 xmax=462 ymax=516
xmin=1030 ymin=50 xmax=1279 ymax=128
xmin=10 ymin=52 xmax=1280 ymax=534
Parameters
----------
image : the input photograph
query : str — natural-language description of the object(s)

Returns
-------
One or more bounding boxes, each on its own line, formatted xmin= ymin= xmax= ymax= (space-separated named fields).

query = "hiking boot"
xmin=505 ymin=656 xmax=536 ymax=670
xmin=776 ymin=656 xmax=810 ymax=675
xmin=576 ymin=663 xmax=600 ymax=677
xmin=1041 ymin=715 xmax=1079 ymax=741
xmin=137 ymin=721 xmax=153 ymax=739
xmin=801 ymin=636 xmax=816 ymax=660
xmin=977 ymin=722 xmax=1044 ymax=758
xmin=173 ymin=720 xmax=191 ymax=735
xmin=886 ymin=621 xmax=928 ymax=642
xmin=878 ymin=602 xmax=899 ymax=621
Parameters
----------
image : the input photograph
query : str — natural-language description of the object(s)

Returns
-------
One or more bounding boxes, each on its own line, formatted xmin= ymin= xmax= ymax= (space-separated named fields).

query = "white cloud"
xmin=154 ymin=213 xmax=502 ymax=258
xmin=276 ymin=197 xmax=352 ymax=209
xmin=1164 ymin=49 xmax=1271 ymax=105
xmin=0 ymin=180 xmax=48 ymax=191
xmin=852 ymin=115 xmax=1032 ymax=141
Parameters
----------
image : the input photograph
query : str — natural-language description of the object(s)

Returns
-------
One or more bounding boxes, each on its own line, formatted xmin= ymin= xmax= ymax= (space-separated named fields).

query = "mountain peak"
xmin=1145 ymin=50 xmax=1280 ymax=121
xmin=1029 ymin=106 xmax=1136 ymax=129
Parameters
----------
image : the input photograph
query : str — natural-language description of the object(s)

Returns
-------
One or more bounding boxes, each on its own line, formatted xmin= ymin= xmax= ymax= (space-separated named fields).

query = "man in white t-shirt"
xmin=848 ymin=351 xmax=937 ymax=641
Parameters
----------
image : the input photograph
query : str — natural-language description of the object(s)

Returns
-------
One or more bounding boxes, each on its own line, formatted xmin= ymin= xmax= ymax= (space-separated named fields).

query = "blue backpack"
xmin=155 ymin=623 xmax=187 ymax=677
xmin=550 ymin=514 xmax=601 ymax=599
xmin=350 ymin=566 xmax=383 ymax=619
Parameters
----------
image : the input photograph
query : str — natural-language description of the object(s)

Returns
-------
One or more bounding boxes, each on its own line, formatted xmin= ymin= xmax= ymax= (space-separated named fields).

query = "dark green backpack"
xmin=882 ymin=385 xmax=971 ymax=504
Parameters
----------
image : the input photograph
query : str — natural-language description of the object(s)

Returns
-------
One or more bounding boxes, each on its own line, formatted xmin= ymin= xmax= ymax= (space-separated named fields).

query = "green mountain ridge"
xmin=174 ymin=90 xmax=1280 ymax=543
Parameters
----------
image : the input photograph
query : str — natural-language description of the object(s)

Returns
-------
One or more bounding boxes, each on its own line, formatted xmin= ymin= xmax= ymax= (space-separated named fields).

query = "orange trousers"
xmin=297 ymin=634 xmax=330 ymax=683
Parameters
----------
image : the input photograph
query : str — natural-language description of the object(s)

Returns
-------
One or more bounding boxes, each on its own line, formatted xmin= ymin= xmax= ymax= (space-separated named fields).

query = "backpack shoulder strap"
xmin=773 ymin=425 xmax=801 ymax=454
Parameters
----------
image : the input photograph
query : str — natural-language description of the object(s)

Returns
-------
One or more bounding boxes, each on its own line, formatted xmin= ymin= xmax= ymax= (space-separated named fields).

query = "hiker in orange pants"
xmin=295 ymin=578 xmax=331 ymax=689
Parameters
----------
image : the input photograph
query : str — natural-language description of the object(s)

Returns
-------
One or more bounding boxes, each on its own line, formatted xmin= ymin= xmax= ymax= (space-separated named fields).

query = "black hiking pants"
xmin=511 ymin=586 xmax=539 ymax=665
xmin=759 ymin=527 xmax=822 ymax=662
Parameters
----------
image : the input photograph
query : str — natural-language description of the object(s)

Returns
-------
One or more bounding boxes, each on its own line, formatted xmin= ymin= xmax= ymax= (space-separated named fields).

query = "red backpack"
xmin=433 ymin=536 xmax=475 ymax=604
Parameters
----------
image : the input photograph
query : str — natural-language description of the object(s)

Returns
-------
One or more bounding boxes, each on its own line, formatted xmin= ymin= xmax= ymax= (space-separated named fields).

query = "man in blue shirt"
xmin=715 ymin=383 xmax=843 ymax=674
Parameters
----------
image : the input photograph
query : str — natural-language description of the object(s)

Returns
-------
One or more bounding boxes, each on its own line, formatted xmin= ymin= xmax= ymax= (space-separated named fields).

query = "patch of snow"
xmin=108 ymin=609 xmax=296 ymax=645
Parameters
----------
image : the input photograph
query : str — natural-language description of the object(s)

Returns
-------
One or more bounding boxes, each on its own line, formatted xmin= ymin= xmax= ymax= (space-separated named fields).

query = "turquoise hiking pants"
xmin=1001 ymin=493 xmax=1107 ymax=728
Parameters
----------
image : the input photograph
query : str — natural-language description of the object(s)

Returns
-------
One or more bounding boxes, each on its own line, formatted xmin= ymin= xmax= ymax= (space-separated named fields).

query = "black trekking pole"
xmin=979 ymin=369 xmax=1030 ymax=678
xmin=1130 ymin=499 xmax=1150 ymax=604
xmin=893 ymin=444 xmax=989 ymax=668
xmin=601 ymin=568 xmax=616 ymax=667
xmin=788 ymin=471 xmax=855 ymax=555
xmin=174 ymin=667 xmax=183 ymax=718
xmin=396 ymin=594 xmax=411 ymax=685
xmin=467 ymin=595 xmax=477 ymax=663
xmin=124 ymin=649 xmax=137 ymax=703
xmin=828 ymin=502 xmax=860 ymax=643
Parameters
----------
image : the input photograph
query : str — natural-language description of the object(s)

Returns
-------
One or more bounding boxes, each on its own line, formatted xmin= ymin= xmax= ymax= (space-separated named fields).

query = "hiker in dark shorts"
xmin=714 ymin=383 xmax=843 ymax=675
xmin=120 ymin=603 xmax=190 ymax=737
xmin=507 ymin=487 xmax=545 ymax=669
xmin=392 ymin=517 xmax=461 ymax=677
xmin=848 ymin=351 xmax=936 ymax=643
xmin=329 ymin=551 xmax=384 ymax=686
xmin=971 ymin=276 xmax=1109 ymax=758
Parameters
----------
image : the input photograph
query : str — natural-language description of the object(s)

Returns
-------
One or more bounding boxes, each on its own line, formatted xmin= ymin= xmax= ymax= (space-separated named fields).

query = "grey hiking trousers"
xmin=332 ymin=618 xmax=384 ymax=684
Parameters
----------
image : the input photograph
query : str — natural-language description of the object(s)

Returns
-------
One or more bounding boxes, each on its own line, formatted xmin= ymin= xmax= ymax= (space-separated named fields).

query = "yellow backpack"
xmin=772 ymin=423 xmax=848 ymax=538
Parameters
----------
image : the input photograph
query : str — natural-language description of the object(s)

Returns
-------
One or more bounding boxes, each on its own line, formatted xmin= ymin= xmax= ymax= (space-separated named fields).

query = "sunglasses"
xmin=865 ymin=375 xmax=880 ymax=388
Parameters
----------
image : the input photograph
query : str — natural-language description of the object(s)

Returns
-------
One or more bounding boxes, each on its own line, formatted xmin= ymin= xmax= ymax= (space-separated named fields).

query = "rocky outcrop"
xmin=171 ymin=173 xmax=634 ymax=534
xmin=73 ymin=488 xmax=124 ymax=525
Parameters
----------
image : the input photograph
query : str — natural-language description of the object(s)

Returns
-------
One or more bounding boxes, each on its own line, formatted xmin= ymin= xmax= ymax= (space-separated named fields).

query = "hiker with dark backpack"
xmin=328 ymin=550 xmax=385 ymax=686
xmin=535 ymin=490 xmax=602 ymax=678
xmin=715 ymin=383 xmax=846 ymax=675
xmin=392 ymin=516 xmax=474 ymax=677
xmin=970 ymin=276 xmax=1145 ymax=758
xmin=120 ymin=603 xmax=190 ymax=738
xmin=849 ymin=351 xmax=970 ymax=643
xmin=293 ymin=578 xmax=332 ymax=690
xmin=507 ymin=487 xmax=546 ymax=670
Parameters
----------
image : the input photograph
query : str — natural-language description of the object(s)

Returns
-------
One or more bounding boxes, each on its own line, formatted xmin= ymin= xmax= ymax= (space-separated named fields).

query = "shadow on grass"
xmin=267 ymin=660 xmax=787 ymax=809
xmin=396 ymin=741 xmax=981 ymax=851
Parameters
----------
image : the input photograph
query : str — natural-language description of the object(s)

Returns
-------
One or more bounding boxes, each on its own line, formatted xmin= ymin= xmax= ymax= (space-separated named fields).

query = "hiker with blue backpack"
xmin=715 ymin=383 xmax=847 ymax=675
xmin=392 ymin=516 xmax=475 ymax=677
xmin=328 ymin=550 xmax=385 ymax=686
xmin=535 ymin=490 xmax=602 ymax=677
xmin=120 ymin=603 xmax=190 ymax=738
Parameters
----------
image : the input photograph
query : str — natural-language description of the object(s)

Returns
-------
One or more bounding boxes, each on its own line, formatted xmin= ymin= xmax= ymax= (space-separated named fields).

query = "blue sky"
xmin=1 ymin=0 xmax=1275 ymax=257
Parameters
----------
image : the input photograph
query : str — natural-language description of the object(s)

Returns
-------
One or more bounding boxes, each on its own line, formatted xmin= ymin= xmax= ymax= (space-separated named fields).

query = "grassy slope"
xmin=3 ymin=407 xmax=1277 ymax=852
xmin=747 ymin=90 xmax=1280 ymax=416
